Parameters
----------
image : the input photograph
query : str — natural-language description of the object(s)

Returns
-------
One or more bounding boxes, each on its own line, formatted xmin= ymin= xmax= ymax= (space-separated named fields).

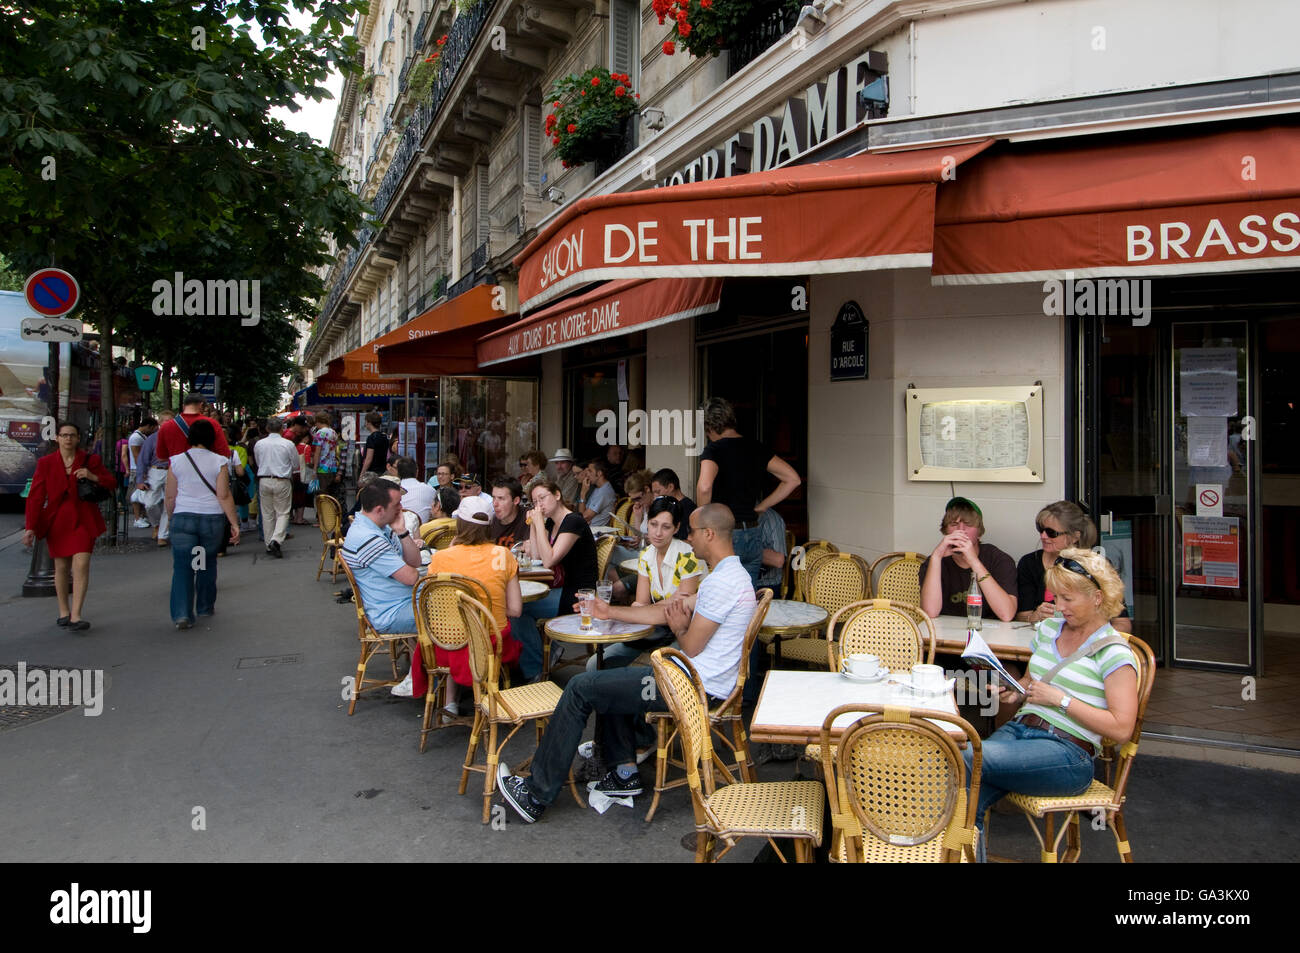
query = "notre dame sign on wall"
xmin=830 ymin=301 xmax=868 ymax=381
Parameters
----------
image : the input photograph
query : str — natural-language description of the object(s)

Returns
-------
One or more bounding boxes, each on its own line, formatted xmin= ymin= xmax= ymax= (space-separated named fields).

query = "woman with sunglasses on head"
xmin=1016 ymin=502 xmax=1132 ymax=633
xmin=964 ymin=547 xmax=1139 ymax=860
xmin=22 ymin=422 xmax=116 ymax=631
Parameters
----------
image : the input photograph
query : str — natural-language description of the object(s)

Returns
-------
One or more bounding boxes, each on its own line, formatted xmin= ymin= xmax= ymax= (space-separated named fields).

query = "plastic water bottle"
xmin=966 ymin=575 xmax=983 ymax=631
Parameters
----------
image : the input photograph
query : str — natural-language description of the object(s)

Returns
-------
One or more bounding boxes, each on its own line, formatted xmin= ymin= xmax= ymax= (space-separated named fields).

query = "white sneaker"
xmin=443 ymin=699 xmax=459 ymax=716
xmin=133 ymin=518 xmax=151 ymax=529
xmin=578 ymin=741 xmax=596 ymax=760
xmin=390 ymin=672 xmax=414 ymax=697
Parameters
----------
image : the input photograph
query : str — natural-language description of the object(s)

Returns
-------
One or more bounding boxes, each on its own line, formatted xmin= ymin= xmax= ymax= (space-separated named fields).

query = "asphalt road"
xmin=0 ymin=513 xmax=1297 ymax=863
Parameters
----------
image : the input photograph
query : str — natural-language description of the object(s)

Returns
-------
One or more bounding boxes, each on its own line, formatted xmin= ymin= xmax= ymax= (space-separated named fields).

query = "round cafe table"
xmin=759 ymin=599 xmax=829 ymax=662
xmin=543 ymin=614 xmax=653 ymax=671
xmin=619 ymin=557 xmax=640 ymax=575
xmin=520 ymin=579 xmax=550 ymax=603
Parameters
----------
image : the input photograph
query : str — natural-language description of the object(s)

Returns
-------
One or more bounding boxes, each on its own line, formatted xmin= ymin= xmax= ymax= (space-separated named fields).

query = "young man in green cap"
xmin=919 ymin=496 xmax=1018 ymax=621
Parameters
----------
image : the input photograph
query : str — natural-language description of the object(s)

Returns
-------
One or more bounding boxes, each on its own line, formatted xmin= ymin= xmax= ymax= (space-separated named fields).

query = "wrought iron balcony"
xmin=398 ymin=55 xmax=414 ymax=92
xmin=727 ymin=0 xmax=801 ymax=79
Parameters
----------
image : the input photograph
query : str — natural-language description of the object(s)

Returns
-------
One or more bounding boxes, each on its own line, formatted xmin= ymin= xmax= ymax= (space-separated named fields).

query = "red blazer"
xmin=25 ymin=450 xmax=116 ymax=540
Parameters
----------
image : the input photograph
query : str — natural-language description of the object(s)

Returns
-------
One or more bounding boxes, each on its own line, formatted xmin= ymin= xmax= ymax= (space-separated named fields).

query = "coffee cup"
xmin=842 ymin=653 xmax=884 ymax=677
xmin=911 ymin=663 xmax=945 ymax=693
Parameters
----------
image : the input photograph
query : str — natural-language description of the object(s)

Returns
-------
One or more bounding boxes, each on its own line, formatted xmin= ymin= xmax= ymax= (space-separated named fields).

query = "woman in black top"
xmin=512 ymin=480 xmax=598 ymax=679
xmin=1016 ymin=501 xmax=1132 ymax=632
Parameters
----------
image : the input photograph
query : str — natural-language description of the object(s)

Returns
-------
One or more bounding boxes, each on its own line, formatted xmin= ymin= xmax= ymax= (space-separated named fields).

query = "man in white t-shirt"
xmin=393 ymin=456 xmax=436 ymax=523
xmin=498 ymin=503 xmax=756 ymax=823
xmin=128 ymin=418 xmax=158 ymax=527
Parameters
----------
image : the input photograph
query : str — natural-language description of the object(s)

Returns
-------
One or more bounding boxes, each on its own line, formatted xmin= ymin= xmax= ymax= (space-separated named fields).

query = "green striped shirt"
xmin=1021 ymin=619 xmax=1138 ymax=746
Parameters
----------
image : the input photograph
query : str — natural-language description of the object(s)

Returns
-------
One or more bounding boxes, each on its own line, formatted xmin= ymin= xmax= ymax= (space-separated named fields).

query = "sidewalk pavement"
xmin=0 ymin=515 xmax=1297 ymax=862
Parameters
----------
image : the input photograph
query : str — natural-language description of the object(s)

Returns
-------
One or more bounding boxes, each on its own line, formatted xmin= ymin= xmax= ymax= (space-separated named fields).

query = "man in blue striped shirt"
xmin=342 ymin=481 xmax=423 ymax=634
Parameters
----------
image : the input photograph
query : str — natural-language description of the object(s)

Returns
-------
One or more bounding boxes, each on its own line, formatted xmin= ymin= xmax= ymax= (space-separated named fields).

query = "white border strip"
xmin=932 ymin=255 xmax=1300 ymax=286
xmin=479 ymin=300 xmax=722 ymax=367
xmin=522 ymin=253 xmax=931 ymax=313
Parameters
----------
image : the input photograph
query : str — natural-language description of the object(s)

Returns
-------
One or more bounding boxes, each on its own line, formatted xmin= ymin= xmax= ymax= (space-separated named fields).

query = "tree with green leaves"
xmin=0 ymin=0 xmax=372 ymax=526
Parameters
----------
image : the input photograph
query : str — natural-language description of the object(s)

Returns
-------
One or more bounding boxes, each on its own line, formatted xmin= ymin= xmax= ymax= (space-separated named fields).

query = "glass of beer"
xmin=577 ymin=589 xmax=596 ymax=631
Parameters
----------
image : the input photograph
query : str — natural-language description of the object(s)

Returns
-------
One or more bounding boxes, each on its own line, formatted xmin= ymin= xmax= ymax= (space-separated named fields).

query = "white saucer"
xmin=891 ymin=674 xmax=957 ymax=697
xmin=840 ymin=668 xmax=889 ymax=683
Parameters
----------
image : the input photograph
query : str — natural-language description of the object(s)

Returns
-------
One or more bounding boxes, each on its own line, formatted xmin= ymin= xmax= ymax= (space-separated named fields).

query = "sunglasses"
xmin=1054 ymin=556 xmax=1099 ymax=589
xmin=1036 ymin=524 xmax=1066 ymax=538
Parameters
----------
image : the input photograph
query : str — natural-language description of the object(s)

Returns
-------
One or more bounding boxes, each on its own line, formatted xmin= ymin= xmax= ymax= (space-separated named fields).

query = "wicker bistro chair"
xmin=781 ymin=529 xmax=796 ymax=599
xmin=820 ymin=704 xmax=982 ymax=863
xmin=421 ymin=524 xmax=456 ymax=551
xmin=650 ymin=647 xmax=824 ymax=863
xmin=594 ymin=533 xmax=616 ymax=581
xmin=768 ymin=551 xmax=871 ymax=666
xmin=643 ymin=588 xmax=774 ymax=822
xmin=455 ymin=591 xmax=577 ymax=823
xmin=1000 ymin=635 xmax=1157 ymax=863
xmin=869 ymin=551 xmax=925 ymax=606
xmin=337 ymin=558 xmax=416 ymax=716
xmin=315 ymin=494 xmax=347 ymax=582
xmin=788 ymin=539 xmax=839 ymax=604
xmin=612 ymin=496 xmax=634 ymax=530
xmin=412 ymin=574 xmax=489 ymax=752
xmin=826 ymin=598 xmax=936 ymax=672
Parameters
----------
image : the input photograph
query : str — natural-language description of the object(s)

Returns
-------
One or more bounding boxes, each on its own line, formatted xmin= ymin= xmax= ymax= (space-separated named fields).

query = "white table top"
xmin=619 ymin=557 xmax=640 ymax=574
xmin=519 ymin=580 xmax=549 ymax=602
xmin=929 ymin=616 xmax=1036 ymax=659
xmin=762 ymin=600 xmax=829 ymax=631
xmin=750 ymin=670 xmax=960 ymax=743
xmin=544 ymin=614 xmax=653 ymax=643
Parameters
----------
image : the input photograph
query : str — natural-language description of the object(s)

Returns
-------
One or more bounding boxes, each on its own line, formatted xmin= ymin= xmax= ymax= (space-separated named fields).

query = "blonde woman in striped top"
xmin=965 ymin=547 xmax=1139 ymax=860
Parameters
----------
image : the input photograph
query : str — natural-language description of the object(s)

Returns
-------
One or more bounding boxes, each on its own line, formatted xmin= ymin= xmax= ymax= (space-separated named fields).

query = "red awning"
xmin=378 ymin=315 xmax=517 ymax=376
xmin=477 ymin=277 xmax=723 ymax=367
xmin=515 ymin=141 xmax=993 ymax=311
xmin=933 ymin=123 xmax=1300 ymax=284
xmin=319 ymin=284 xmax=508 ymax=383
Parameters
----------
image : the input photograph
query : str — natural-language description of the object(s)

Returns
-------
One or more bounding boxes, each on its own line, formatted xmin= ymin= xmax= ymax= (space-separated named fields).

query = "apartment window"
xmin=610 ymin=0 xmax=640 ymax=88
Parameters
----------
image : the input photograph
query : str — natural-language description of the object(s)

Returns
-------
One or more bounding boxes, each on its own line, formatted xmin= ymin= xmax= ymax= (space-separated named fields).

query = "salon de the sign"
xmin=653 ymin=49 xmax=887 ymax=188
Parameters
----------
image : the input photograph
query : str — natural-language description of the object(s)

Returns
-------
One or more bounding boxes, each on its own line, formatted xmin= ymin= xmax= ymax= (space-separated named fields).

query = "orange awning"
xmin=515 ymin=141 xmax=993 ymax=311
xmin=477 ymin=277 xmax=723 ymax=367
xmin=319 ymin=284 xmax=508 ymax=383
xmin=933 ymin=123 xmax=1300 ymax=283
xmin=378 ymin=315 xmax=517 ymax=376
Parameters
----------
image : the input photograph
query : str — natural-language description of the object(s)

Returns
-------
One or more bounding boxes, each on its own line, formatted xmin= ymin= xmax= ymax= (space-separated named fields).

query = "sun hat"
xmin=549 ymin=448 xmax=575 ymax=463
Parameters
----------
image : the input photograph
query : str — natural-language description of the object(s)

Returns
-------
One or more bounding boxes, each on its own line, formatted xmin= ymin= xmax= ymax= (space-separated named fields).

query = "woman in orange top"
xmin=421 ymin=497 xmax=523 ymax=714
xmin=22 ymin=422 xmax=116 ymax=631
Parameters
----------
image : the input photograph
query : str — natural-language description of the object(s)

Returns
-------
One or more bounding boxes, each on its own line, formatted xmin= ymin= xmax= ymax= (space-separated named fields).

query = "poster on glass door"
xmin=1181 ymin=515 xmax=1241 ymax=588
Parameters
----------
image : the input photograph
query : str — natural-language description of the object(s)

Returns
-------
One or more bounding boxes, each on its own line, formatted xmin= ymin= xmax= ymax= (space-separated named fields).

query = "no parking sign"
xmin=23 ymin=268 xmax=81 ymax=317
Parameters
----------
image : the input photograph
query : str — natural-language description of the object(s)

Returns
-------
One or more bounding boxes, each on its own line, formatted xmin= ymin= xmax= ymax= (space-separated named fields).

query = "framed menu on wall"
xmin=906 ymin=384 xmax=1045 ymax=483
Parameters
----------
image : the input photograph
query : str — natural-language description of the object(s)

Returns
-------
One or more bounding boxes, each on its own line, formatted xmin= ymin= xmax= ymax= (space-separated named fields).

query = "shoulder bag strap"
xmin=1038 ymin=631 xmax=1129 ymax=687
xmin=183 ymin=450 xmax=221 ymax=499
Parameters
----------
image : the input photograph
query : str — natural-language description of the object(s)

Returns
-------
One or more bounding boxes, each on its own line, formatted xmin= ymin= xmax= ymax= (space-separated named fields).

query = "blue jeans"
xmin=732 ymin=525 xmax=764 ymax=588
xmin=529 ymin=665 xmax=668 ymax=804
xmin=513 ymin=587 xmax=561 ymax=679
xmin=963 ymin=719 xmax=1095 ymax=861
xmin=170 ymin=512 xmax=228 ymax=623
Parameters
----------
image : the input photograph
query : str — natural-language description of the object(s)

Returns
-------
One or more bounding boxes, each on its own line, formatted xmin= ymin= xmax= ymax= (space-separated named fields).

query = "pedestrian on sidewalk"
xmin=22 ymin=422 xmax=116 ymax=631
xmin=254 ymin=417 xmax=298 ymax=558
xmin=127 ymin=418 xmax=158 ymax=528
xmin=136 ymin=410 xmax=175 ymax=546
xmin=164 ymin=418 xmax=241 ymax=629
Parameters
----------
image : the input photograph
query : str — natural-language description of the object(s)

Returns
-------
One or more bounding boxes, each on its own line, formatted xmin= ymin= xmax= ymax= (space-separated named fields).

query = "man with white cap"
xmin=549 ymin=448 xmax=580 ymax=510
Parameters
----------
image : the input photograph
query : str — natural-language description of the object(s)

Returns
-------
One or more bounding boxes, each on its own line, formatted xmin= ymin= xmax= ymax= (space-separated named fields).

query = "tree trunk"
xmin=162 ymin=345 xmax=174 ymax=410
xmin=99 ymin=312 xmax=119 ymax=544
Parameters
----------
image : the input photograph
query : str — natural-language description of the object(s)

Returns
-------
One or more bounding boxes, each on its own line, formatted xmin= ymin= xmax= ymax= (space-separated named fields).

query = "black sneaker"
xmin=498 ymin=775 xmax=545 ymax=824
xmin=572 ymin=757 xmax=609 ymax=784
xmin=587 ymin=769 xmax=643 ymax=798
xmin=270 ymin=541 xmax=283 ymax=558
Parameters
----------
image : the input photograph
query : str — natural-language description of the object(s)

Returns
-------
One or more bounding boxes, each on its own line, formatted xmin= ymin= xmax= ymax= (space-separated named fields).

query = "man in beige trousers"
xmin=253 ymin=417 xmax=298 ymax=558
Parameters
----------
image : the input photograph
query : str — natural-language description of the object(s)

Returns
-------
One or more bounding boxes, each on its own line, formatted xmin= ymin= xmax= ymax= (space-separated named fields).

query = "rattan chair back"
xmin=729 ymin=588 xmax=774 ymax=702
xmin=791 ymin=539 xmax=838 ymax=602
xmin=594 ymin=533 xmax=616 ymax=581
xmin=455 ymin=590 xmax=505 ymax=711
xmin=805 ymin=552 xmax=871 ymax=621
xmin=422 ymin=524 xmax=456 ymax=550
xmin=1103 ymin=635 xmax=1157 ymax=797
xmin=870 ymin=552 xmax=924 ymax=605
xmin=650 ymin=649 xmax=718 ymax=803
xmin=317 ymin=494 xmax=343 ymax=539
xmin=827 ymin=599 xmax=928 ymax=672
xmin=613 ymin=496 xmax=633 ymax=529
xmin=414 ymin=574 xmax=489 ymax=659
xmin=820 ymin=704 xmax=982 ymax=862
xmin=337 ymin=558 xmax=377 ymax=640
xmin=781 ymin=529 xmax=796 ymax=598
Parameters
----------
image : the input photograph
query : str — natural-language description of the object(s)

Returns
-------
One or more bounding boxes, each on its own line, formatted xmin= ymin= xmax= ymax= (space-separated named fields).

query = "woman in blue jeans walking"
xmin=964 ymin=548 xmax=1139 ymax=860
xmin=164 ymin=419 xmax=242 ymax=629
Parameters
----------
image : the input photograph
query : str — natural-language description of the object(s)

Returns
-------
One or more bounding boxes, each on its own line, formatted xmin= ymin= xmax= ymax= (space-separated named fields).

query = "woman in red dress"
xmin=21 ymin=422 xmax=116 ymax=631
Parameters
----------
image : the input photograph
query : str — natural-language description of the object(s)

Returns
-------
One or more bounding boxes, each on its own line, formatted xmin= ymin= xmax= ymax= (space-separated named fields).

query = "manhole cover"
xmin=0 ymin=663 xmax=90 ymax=731
xmin=236 ymin=654 xmax=302 ymax=669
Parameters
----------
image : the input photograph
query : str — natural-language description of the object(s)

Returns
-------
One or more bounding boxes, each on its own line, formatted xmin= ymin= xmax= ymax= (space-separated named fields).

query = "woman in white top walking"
xmin=165 ymin=418 xmax=241 ymax=629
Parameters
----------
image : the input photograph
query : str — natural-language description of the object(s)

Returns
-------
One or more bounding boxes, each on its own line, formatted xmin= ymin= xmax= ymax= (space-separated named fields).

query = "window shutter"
xmin=521 ymin=104 xmax=542 ymax=192
xmin=476 ymin=163 xmax=491 ymax=246
xmin=610 ymin=0 xmax=638 ymax=83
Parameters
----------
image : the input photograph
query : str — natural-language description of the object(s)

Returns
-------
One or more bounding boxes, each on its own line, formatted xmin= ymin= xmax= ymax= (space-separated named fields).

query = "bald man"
xmin=498 ymin=504 xmax=758 ymax=823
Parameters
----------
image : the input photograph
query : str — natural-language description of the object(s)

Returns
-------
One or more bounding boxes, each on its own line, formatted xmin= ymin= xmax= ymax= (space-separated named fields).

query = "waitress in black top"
xmin=1015 ymin=501 xmax=1132 ymax=633
xmin=515 ymin=480 xmax=598 ymax=679
xmin=696 ymin=397 xmax=802 ymax=587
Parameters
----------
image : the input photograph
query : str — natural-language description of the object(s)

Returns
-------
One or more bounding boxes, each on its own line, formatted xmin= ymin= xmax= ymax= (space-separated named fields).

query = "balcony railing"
xmin=727 ymin=0 xmax=801 ymax=79
xmin=398 ymin=54 xmax=414 ymax=93
xmin=317 ymin=0 xmax=497 ymax=333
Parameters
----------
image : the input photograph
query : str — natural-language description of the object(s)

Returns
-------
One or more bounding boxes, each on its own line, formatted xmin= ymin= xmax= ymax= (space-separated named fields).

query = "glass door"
xmin=1170 ymin=321 xmax=1254 ymax=669
xmin=1085 ymin=318 xmax=1170 ymax=661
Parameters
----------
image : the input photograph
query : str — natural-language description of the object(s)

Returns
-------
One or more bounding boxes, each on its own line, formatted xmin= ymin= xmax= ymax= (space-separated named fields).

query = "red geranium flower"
xmin=614 ymin=86 xmax=626 ymax=97
xmin=678 ymin=20 xmax=691 ymax=36
xmin=567 ymin=123 xmax=577 ymax=133
xmin=553 ymin=100 xmax=562 ymax=107
xmin=701 ymin=0 xmax=712 ymax=6
xmin=437 ymin=35 xmax=447 ymax=45
xmin=662 ymin=40 xmax=675 ymax=54
xmin=553 ymin=136 xmax=561 ymax=145
xmin=591 ymin=76 xmax=600 ymax=86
